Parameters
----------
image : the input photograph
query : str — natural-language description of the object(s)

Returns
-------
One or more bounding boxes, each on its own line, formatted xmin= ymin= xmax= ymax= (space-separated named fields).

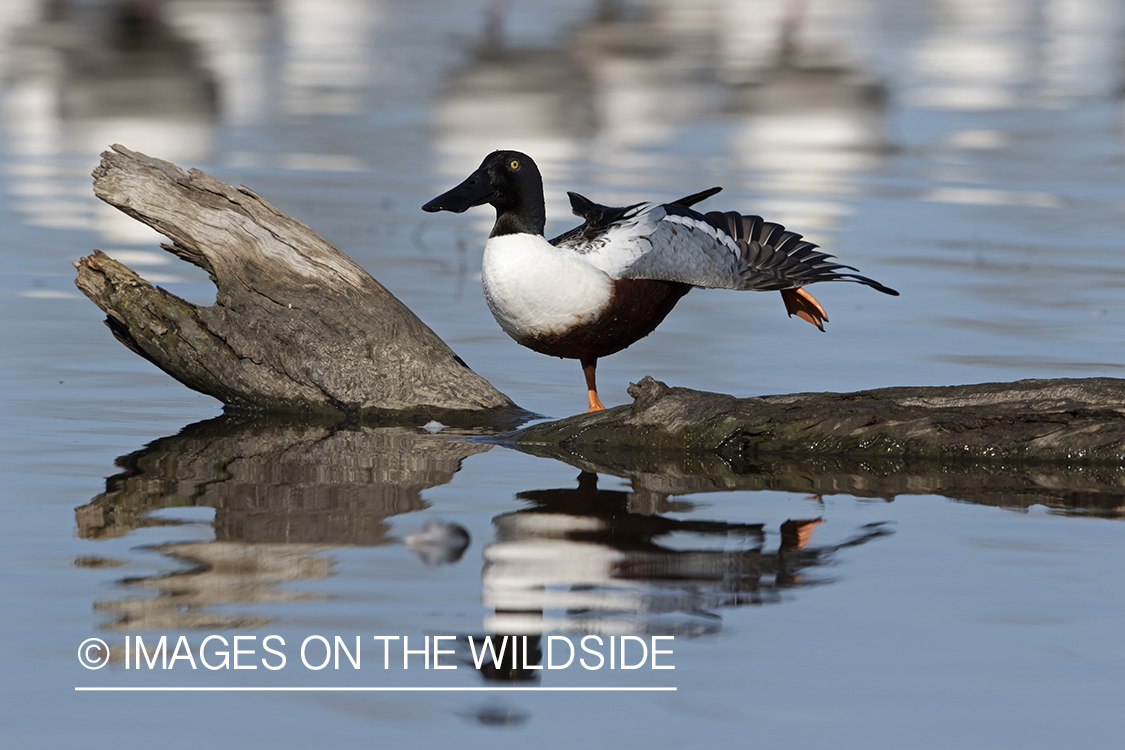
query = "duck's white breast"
xmin=481 ymin=234 xmax=613 ymax=341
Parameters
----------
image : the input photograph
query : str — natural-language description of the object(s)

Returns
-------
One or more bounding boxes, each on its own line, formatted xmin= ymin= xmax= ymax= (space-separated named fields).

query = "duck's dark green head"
xmin=422 ymin=150 xmax=545 ymax=236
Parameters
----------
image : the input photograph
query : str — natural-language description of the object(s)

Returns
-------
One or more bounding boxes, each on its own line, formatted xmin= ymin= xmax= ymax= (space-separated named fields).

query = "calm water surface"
xmin=1 ymin=0 xmax=1123 ymax=747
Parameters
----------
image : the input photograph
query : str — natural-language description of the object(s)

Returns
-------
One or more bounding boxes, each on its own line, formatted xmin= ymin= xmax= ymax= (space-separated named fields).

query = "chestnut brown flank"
xmin=519 ymin=278 xmax=692 ymax=360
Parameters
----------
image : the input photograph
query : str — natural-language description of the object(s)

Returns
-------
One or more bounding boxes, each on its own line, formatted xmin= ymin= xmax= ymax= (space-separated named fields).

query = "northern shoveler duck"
xmin=422 ymin=150 xmax=898 ymax=413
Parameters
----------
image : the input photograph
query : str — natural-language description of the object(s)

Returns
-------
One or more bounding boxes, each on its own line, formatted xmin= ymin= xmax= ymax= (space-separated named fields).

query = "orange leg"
xmin=581 ymin=358 xmax=606 ymax=412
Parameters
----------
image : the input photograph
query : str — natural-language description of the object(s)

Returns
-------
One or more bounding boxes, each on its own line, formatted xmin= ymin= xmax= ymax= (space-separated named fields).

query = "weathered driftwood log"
xmin=75 ymin=145 xmax=525 ymax=424
xmin=511 ymin=376 xmax=1125 ymax=464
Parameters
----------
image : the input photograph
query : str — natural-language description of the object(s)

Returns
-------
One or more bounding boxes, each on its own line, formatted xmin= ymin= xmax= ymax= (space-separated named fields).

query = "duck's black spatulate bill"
xmin=422 ymin=167 xmax=495 ymax=213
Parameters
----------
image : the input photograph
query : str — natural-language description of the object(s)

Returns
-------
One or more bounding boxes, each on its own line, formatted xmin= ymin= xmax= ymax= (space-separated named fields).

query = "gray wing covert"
xmin=615 ymin=208 xmax=743 ymax=287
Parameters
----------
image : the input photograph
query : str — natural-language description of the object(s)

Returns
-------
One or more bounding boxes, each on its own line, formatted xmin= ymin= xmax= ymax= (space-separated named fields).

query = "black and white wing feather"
xmin=554 ymin=196 xmax=898 ymax=296
xmin=549 ymin=188 xmax=721 ymax=248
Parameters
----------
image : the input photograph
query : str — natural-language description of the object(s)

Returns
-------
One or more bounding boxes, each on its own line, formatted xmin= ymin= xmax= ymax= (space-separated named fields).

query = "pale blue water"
xmin=1 ymin=0 xmax=1123 ymax=748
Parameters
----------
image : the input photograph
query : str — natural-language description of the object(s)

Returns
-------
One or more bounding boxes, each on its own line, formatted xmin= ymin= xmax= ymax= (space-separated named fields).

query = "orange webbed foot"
xmin=780 ymin=287 xmax=829 ymax=331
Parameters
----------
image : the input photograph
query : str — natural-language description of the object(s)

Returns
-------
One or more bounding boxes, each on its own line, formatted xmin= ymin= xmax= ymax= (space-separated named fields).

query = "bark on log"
xmin=511 ymin=376 xmax=1125 ymax=464
xmin=74 ymin=145 xmax=526 ymax=424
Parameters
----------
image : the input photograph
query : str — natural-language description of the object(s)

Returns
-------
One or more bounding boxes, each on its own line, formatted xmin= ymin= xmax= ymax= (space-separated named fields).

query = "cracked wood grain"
xmin=76 ymin=145 xmax=525 ymax=424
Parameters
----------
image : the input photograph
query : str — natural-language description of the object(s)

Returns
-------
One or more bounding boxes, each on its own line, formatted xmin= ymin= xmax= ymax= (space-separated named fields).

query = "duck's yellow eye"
xmin=509 ymin=159 xmax=520 ymax=170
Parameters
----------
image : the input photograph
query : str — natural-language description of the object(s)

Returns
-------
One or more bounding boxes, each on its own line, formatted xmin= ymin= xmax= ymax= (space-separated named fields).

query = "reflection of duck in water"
xmin=423 ymin=151 xmax=898 ymax=412
xmin=466 ymin=471 xmax=770 ymax=682
xmin=463 ymin=472 xmax=891 ymax=683
xmin=479 ymin=472 xmax=887 ymax=646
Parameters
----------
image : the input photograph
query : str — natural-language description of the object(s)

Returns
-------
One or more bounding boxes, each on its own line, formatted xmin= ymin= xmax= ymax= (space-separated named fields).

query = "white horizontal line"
xmin=75 ymin=686 xmax=676 ymax=692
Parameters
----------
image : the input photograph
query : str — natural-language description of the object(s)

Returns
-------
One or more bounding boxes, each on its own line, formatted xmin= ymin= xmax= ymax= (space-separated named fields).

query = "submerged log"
xmin=75 ymin=147 xmax=1125 ymax=463
xmin=75 ymin=145 xmax=525 ymax=424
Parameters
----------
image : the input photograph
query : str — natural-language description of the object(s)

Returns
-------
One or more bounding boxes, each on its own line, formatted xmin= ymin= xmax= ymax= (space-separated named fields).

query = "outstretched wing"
xmin=561 ymin=201 xmax=897 ymax=295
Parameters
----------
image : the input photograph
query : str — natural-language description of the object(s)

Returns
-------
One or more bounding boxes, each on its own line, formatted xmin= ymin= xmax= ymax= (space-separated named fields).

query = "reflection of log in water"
xmin=77 ymin=414 xmax=488 ymax=543
xmin=96 ymin=542 xmax=331 ymax=631
xmin=76 ymin=415 xmax=489 ymax=629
